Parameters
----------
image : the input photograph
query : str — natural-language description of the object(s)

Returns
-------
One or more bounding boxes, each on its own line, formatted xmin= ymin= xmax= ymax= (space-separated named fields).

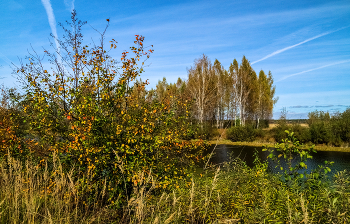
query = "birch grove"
xmin=152 ymin=54 xmax=277 ymax=128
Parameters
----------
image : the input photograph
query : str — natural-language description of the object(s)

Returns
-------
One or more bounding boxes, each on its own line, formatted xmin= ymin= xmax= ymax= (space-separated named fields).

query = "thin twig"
xmin=204 ymin=122 xmax=230 ymax=169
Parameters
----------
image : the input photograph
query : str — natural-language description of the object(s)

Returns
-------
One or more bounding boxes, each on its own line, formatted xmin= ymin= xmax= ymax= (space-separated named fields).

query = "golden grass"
xmin=263 ymin=123 xmax=309 ymax=130
xmin=1 ymin=152 xmax=350 ymax=223
xmin=0 ymin=153 xmax=109 ymax=223
xmin=208 ymin=139 xmax=350 ymax=152
xmin=208 ymin=139 xmax=273 ymax=147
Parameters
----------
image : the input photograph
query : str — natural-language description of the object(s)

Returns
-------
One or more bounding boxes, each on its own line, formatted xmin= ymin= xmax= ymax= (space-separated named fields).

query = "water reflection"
xmin=207 ymin=144 xmax=350 ymax=175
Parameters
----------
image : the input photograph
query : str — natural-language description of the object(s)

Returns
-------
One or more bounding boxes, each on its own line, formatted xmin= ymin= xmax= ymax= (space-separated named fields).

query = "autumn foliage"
xmin=4 ymin=11 xmax=206 ymax=204
xmin=0 ymin=90 xmax=18 ymax=153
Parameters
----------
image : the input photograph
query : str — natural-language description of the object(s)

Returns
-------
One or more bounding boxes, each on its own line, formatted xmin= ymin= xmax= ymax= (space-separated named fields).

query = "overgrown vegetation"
xmin=1 ymin=146 xmax=350 ymax=223
xmin=2 ymin=11 xmax=207 ymax=205
xmin=223 ymin=108 xmax=350 ymax=148
xmin=266 ymin=110 xmax=350 ymax=146
xmin=1 ymin=11 xmax=350 ymax=223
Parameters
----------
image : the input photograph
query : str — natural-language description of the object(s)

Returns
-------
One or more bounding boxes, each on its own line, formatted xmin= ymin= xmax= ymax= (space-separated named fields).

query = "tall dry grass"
xmin=0 ymin=152 xmax=109 ymax=223
xmin=1 ymin=152 xmax=350 ymax=223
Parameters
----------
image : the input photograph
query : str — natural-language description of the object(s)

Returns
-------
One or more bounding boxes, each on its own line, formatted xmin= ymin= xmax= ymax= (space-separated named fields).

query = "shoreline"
xmin=207 ymin=139 xmax=350 ymax=152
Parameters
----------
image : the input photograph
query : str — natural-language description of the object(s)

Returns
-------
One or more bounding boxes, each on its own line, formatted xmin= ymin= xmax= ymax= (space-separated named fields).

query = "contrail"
xmin=41 ymin=0 xmax=61 ymax=60
xmin=64 ymin=0 xmax=75 ymax=12
xmin=277 ymin=59 xmax=350 ymax=82
xmin=0 ymin=52 xmax=15 ymax=80
xmin=0 ymin=52 xmax=14 ymax=66
xmin=252 ymin=26 xmax=350 ymax=65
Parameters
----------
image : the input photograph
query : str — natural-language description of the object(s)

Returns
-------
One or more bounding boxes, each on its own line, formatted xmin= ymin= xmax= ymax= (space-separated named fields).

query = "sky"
xmin=0 ymin=0 xmax=349 ymax=119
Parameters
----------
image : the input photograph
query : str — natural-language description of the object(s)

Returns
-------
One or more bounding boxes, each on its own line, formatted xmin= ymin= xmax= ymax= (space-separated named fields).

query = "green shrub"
xmin=332 ymin=108 xmax=350 ymax=143
xmin=257 ymin=119 xmax=269 ymax=129
xmin=303 ymin=109 xmax=350 ymax=145
xmin=309 ymin=122 xmax=332 ymax=144
xmin=255 ymin=128 xmax=265 ymax=139
xmin=270 ymin=124 xmax=288 ymax=142
xmin=291 ymin=124 xmax=311 ymax=143
xmin=226 ymin=125 xmax=256 ymax=142
xmin=193 ymin=123 xmax=220 ymax=140
xmin=307 ymin=110 xmax=333 ymax=144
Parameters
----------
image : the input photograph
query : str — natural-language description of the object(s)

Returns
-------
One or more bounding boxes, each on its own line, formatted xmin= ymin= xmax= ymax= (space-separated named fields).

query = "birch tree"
xmin=213 ymin=59 xmax=225 ymax=128
xmin=256 ymin=70 xmax=268 ymax=128
xmin=187 ymin=55 xmax=217 ymax=125
xmin=245 ymin=69 xmax=258 ymax=124
xmin=255 ymin=70 xmax=277 ymax=128
xmin=228 ymin=59 xmax=239 ymax=126
xmin=229 ymin=56 xmax=255 ymax=126
xmin=265 ymin=71 xmax=277 ymax=119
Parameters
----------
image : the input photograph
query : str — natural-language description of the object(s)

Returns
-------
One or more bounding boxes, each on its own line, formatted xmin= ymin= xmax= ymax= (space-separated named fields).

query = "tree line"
xmin=146 ymin=54 xmax=277 ymax=129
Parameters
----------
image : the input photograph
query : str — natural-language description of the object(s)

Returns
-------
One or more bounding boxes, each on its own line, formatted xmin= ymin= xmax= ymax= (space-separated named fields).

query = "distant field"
xmin=269 ymin=119 xmax=308 ymax=124
xmin=265 ymin=123 xmax=309 ymax=130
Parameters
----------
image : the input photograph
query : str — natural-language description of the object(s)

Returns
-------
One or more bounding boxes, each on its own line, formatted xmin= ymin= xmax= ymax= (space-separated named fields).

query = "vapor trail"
xmin=41 ymin=0 xmax=61 ymax=60
xmin=0 ymin=52 xmax=14 ymax=66
xmin=277 ymin=59 xmax=350 ymax=82
xmin=252 ymin=26 xmax=350 ymax=65
xmin=64 ymin=0 xmax=75 ymax=12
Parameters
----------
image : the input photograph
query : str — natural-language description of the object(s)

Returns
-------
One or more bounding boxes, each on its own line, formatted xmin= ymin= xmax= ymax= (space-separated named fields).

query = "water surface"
xmin=207 ymin=144 xmax=350 ymax=175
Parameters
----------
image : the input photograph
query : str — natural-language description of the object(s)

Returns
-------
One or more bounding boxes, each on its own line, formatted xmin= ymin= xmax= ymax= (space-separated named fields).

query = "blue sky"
xmin=0 ymin=0 xmax=349 ymax=119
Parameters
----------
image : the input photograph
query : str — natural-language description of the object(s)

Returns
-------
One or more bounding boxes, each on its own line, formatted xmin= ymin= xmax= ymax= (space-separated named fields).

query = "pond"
xmin=207 ymin=144 xmax=350 ymax=176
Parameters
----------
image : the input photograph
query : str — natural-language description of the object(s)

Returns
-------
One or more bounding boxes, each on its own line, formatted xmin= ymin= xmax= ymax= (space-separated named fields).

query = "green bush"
xmin=270 ymin=124 xmax=311 ymax=144
xmin=255 ymin=128 xmax=265 ymax=139
xmin=270 ymin=124 xmax=288 ymax=142
xmin=257 ymin=119 xmax=269 ymax=129
xmin=303 ymin=109 xmax=350 ymax=146
xmin=195 ymin=123 xmax=219 ymax=140
xmin=309 ymin=121 xmax=333 ymax=144
xmin=291 ymin=123 xmax=311 ymax=143
xmin=226 ymin=125 xmax=256 ymax=142
xmin=332 ymin=108 xmax=350 ymax=143
xmin=307 ymin=110 xmax=334 ymax=144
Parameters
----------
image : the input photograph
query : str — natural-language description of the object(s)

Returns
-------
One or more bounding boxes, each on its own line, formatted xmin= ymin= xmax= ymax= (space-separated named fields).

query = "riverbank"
xmin=207 ymin=139 xmax=350 ymax=152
